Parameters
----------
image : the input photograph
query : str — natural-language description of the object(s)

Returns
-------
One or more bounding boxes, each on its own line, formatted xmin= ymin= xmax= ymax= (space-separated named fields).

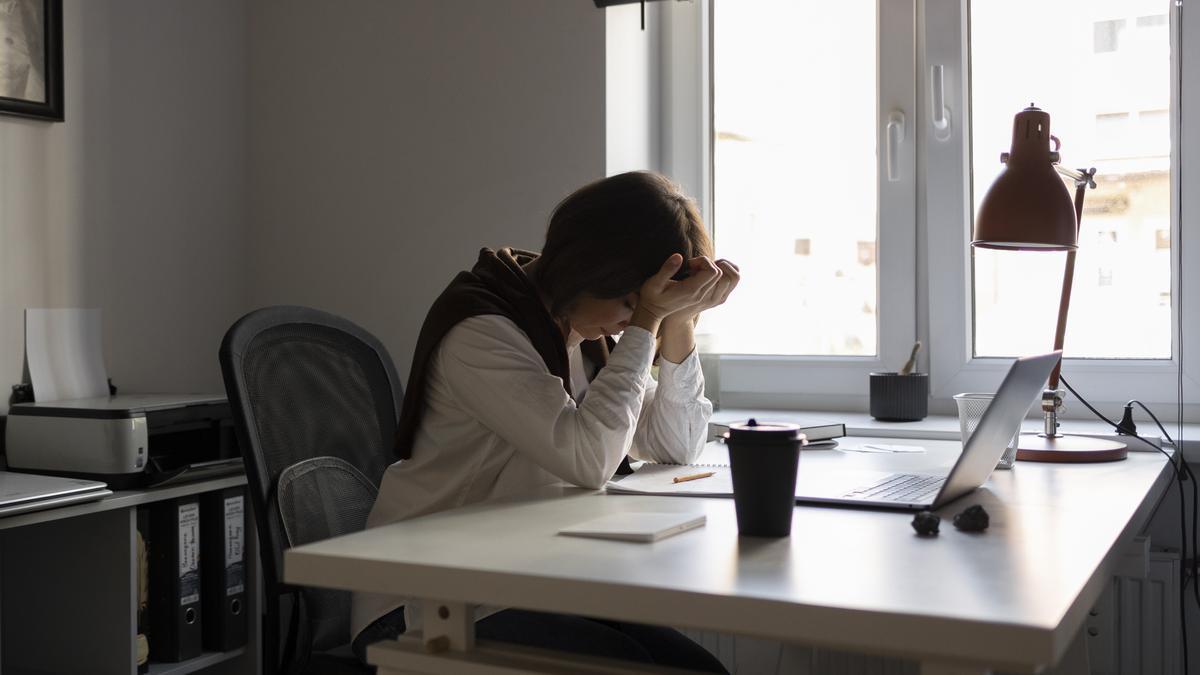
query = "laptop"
xmin=0 ymin=471 xmax=112 ymax=518
xmin=794 ymin=351 xmax=1060 ymax=511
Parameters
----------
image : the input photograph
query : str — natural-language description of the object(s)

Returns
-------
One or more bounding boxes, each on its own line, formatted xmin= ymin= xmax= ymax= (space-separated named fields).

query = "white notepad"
xmin=605 ymin=464 xmax=734 ymax=497
xmin=558 ymin=512 xmax=706 ymax=543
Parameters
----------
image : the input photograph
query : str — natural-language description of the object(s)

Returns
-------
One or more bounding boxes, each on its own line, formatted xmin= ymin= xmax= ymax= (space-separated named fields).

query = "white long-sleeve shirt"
xmin=351 ymin=315 xmax=712 ymax=638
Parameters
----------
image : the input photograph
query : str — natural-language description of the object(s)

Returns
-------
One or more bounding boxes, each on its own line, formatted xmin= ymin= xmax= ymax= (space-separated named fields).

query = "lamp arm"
xmin=1046 ymin=167 xmax=1096 ymax=390
xmin=1054 ymin=164 xmax=1097 ymax=189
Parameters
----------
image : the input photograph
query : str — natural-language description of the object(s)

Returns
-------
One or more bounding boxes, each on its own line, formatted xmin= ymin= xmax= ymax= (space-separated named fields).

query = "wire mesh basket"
xmin=953 ymin=393 xmax=1019 ymax=469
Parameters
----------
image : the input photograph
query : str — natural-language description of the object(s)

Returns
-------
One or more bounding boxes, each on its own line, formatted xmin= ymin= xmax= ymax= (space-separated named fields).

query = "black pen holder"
xmin=869 ymin=373 xmax=928 ymax=422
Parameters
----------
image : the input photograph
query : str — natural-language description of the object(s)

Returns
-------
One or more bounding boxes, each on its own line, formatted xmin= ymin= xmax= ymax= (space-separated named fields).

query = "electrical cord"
xmin=1058 ymin=374 xmax=1191 ymax=673
xmin=1126 ymin=399 xmax=1200 ymax=610
xmin=1172 ymin=0 xmax=1186 ymax=611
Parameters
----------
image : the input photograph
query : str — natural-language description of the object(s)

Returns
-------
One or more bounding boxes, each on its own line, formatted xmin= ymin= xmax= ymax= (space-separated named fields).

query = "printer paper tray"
xmin=146 ymin=457 xmax=243 ymax=488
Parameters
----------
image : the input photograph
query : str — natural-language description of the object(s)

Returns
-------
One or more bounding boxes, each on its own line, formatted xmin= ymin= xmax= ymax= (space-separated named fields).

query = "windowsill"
xmin=709 ymin=406 xmax=1200 ymax=447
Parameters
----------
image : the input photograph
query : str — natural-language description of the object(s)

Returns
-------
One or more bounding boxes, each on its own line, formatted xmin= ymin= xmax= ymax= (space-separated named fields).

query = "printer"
xmin=5 ymin=394 xmax=242 ymax=489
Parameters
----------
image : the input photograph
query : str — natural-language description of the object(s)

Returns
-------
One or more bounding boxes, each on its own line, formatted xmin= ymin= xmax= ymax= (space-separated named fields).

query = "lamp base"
xmin=1015 ymin=433 xmax=1127 ymax=463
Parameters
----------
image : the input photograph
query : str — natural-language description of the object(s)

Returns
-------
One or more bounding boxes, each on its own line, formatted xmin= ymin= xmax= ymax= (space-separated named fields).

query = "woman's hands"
xmin=630 ymin=254 xmax=718 ymax=323
xmin=629 ymin=254 xmax=741 ymax=362
xmin=663 ymin=257 xmax=740 ymax=328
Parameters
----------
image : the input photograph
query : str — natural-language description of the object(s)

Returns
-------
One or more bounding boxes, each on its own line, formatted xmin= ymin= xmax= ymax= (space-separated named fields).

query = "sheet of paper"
xmin=606 ymin=464 xmax=734 ymax=497
xmin=25 ymin=308 xmax=110 ymax=402
xmin=838 ymin=443 xmax=927 ymax=454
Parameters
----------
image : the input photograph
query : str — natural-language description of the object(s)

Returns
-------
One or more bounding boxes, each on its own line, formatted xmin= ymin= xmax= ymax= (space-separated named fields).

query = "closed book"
xmin=559 ymin=512 xmax=706 ymax=542
xmin=201 ymin=487 xmax=247 ymax=651
xmin=710 ymin=421 xmax=845 ymax=443
xmin=148 ymin=496 xmax=202 ymax=662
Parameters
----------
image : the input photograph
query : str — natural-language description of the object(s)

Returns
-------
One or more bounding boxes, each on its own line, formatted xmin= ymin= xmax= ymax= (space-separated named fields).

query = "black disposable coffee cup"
xmin=724 ymin=419 xmax=806 ymax=537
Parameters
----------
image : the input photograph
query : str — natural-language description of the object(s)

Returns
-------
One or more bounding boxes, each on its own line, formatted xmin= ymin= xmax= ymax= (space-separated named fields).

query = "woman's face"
xmin=566 ymin=292 xmax=638 ymax=340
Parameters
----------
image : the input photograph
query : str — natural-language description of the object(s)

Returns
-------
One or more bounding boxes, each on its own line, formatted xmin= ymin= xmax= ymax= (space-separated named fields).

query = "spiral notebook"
xmin=610 ymin=423 xmax=841 ymax=498
xmin=605 ymin=463 xmax=734 ymax=497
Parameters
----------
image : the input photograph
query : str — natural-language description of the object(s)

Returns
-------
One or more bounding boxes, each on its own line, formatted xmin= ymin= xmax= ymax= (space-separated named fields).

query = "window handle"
xmin=886 ymin=111 xmax=905 ymax=182
xmin=930 ymin=64 xmax=952 ymax=141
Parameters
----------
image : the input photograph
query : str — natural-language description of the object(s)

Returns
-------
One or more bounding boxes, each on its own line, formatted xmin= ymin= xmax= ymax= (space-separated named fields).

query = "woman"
xmin=352 ymin=171 xmax=738 ymax=672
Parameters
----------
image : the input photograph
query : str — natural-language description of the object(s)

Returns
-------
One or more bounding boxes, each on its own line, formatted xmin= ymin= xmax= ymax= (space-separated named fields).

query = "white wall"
xmin=0 ymin=0 xmax=250 ymax=405
xmin=606 ymin=3 xmax=659 ymax=175
xmin=248 ymin=0 xmax=607 ymax=382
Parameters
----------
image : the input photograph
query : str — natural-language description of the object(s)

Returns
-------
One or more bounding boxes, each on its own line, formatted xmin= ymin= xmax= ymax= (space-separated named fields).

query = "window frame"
xmin=656 ymin=0 xmax=919 ymax=411
xmin=921 ymin=0 xmax=1198 ymax=419
xmin=653 ymin=0 xmax=1199 ymax=420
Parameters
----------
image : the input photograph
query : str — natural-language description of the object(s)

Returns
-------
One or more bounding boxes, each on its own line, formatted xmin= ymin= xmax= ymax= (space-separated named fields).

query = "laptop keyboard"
xmin=843 ymin=473 xmax=944 ymax=503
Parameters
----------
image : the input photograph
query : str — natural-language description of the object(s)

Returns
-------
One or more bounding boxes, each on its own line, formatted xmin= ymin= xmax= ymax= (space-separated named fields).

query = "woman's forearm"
xmin=658 ymin=317 xmax=696 ymax=364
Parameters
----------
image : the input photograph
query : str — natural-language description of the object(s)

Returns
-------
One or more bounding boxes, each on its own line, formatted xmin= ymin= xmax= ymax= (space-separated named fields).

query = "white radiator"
xmin=1087 ymin=551 xmax=1181 ymax=675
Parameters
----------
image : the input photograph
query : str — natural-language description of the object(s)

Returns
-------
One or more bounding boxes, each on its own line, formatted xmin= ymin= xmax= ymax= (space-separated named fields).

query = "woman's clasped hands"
xmin=631 ymin=253 xmax=740 ymax=333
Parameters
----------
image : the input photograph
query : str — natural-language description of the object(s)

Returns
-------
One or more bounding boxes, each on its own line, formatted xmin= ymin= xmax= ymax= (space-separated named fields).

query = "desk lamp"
xmin=971 ymin=105 xmax=1127 ymax=462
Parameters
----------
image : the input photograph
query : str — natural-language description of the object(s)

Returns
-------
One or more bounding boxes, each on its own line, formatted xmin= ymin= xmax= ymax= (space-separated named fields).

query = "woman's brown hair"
xmin=532 ymin=171 xmax=714 ymax=319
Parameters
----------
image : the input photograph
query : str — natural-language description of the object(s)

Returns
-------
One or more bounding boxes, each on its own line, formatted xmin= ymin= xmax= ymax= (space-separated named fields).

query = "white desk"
xmin=284 ymin=438 xmax=1172 ymax=674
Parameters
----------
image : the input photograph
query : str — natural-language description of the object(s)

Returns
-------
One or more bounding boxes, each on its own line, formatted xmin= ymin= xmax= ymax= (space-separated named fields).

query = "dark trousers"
xmin=353 ymin=607 xmax=728 ymax=673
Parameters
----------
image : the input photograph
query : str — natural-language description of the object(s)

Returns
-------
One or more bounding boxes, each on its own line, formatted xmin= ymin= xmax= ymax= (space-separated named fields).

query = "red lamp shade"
xmin=973 ymin=106 xmax=1078 ymax=251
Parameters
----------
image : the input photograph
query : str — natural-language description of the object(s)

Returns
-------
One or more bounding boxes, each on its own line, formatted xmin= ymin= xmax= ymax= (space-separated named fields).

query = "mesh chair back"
xmin=278 ymin=457 xmax=378 ymax=651
xmin=219 ymin=306 xmax=402 ymax=672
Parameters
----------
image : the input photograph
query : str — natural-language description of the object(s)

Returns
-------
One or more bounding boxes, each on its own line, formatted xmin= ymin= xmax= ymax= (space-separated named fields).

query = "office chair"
xmin=219 ymin=306 xmax=403 ymax=675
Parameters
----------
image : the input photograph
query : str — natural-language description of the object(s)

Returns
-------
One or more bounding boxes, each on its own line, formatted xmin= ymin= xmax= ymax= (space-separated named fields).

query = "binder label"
xmin=179 ymin=502 xmax=200 ymax=605
xmin=225 ymin=495 xmax=245 ymax=595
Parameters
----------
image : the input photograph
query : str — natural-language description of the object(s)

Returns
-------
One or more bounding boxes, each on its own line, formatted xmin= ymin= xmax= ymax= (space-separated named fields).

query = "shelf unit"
xmin=0 ymin=475 xmax=261 ymax=675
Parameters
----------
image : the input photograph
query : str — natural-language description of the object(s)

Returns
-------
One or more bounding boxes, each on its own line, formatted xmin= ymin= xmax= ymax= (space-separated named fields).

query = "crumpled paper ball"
xmin=953 ymin=504 xmax=990 ymax=532
xmin=911 ymin=510 xmax=940 ymax=536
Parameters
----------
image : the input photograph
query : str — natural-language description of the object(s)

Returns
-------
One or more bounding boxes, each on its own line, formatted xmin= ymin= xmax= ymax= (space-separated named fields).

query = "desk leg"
xmin=371 ymin=601 xmax=477 ymax=675
xmin=422 ymin=601 xmax=476 ymax=653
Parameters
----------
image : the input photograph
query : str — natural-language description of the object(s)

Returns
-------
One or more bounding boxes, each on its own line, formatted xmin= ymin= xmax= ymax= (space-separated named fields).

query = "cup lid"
xmin=724 ymin=418 xmax=806 ymax=443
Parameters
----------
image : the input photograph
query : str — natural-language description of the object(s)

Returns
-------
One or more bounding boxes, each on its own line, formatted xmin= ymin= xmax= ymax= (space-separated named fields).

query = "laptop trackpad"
xmin=795 ymin=470 xmax=894 ymax=499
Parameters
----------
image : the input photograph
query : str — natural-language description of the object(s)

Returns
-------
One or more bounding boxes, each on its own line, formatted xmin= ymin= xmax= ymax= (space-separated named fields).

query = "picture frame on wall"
xmin=0 ymin=0 xmax=64 ymax=121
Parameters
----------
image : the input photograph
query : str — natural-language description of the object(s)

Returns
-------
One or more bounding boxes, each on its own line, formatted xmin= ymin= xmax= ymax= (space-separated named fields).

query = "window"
xmin=704 ymin=1 xmax=882 ymax=356
xmin=1135 ymin=13 xmax=1170 ymax=52
xmin=1140 ymin=109 xmax=1170 ymax=155
xmin=1156 ymin=228 xmax=1171 ymax=250
xmin=656 ymin=0 xmax=1195 ymax=414
xmin=921 ymin=0 xmax=1192 ymax=412
xmin=653 ymin=0 xmax=916 ymax=406
xmin=969 ymin=0 xmax=1173 ymax=360
xmin=1094 ymin=112 xmax=1132 ymax=158
xmin=1094 ymin=19 xmax=1125 ymax=53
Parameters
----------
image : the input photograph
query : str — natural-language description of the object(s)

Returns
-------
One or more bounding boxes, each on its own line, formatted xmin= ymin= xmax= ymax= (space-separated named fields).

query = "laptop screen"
xmin=933 ymin=352 xmax=1059 ymax=506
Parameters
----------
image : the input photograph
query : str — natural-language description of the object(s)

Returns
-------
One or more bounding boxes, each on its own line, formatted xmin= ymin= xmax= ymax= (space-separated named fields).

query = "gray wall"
xmin=248 ymin=0 xmax=607 ymax=381
xmin=0 ymin=0 xmax=250 ymax=404
xmin=0 ymin=0 xmax=609 ymax=403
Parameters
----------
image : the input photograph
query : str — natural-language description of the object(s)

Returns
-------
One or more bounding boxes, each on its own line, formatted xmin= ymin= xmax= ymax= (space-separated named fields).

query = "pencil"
xmin=673 ymin=471 xmax=715 ymax=484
